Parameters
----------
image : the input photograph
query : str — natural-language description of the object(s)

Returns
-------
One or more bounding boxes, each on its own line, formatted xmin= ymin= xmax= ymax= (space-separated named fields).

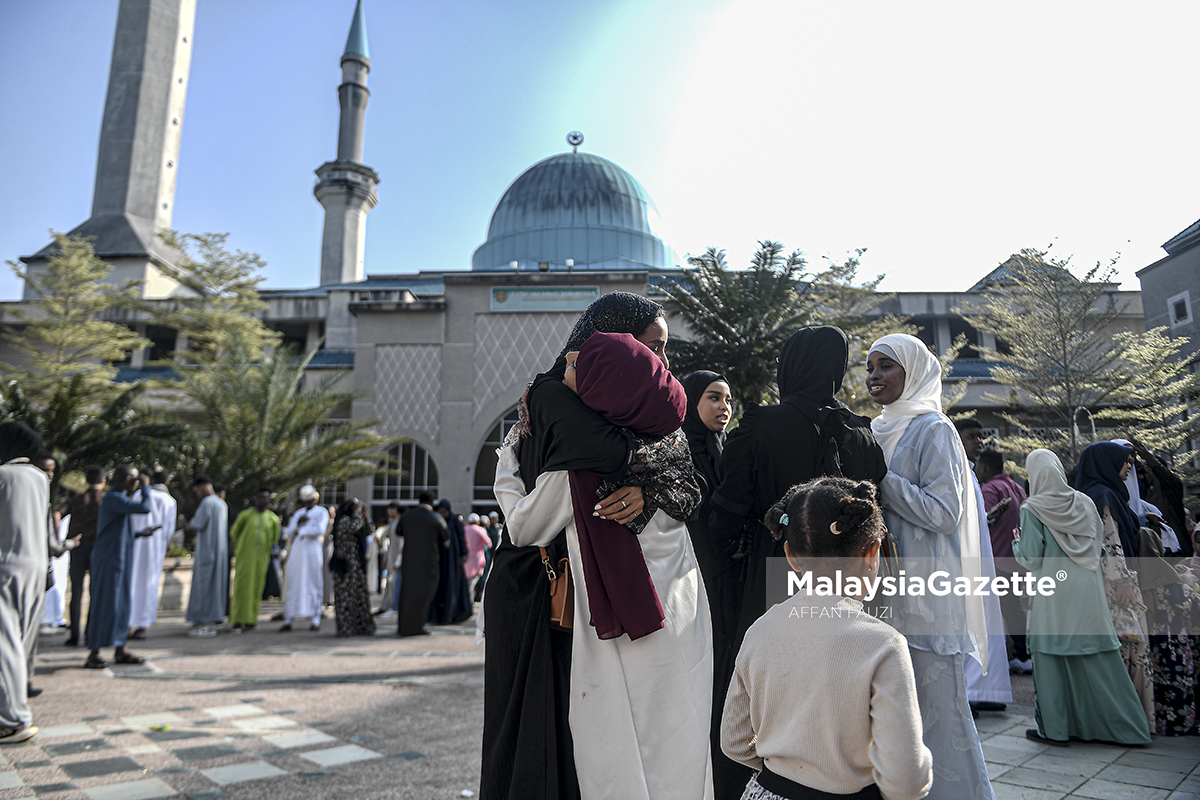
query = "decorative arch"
xmin=473 ymin=407 xmax=520 ymax=507
xmin=372 ymin=438 xmax=439 ymax=510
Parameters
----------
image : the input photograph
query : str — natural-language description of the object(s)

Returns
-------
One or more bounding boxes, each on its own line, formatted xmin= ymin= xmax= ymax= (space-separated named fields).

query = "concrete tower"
xmin=22 ymin=0 xmax=197 ymax=299
xmin=314 ymin=1 xmax=380 ymax=286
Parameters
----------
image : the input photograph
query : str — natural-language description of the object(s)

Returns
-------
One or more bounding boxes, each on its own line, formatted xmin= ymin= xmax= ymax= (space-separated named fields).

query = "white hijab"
xmin=1112 ymin=439 xmax=1181 ymax=551
xmin=1022 ymin=449 xmax=1102 ymax=571
xmin=868 ymin=333 xmax=988 ymax=667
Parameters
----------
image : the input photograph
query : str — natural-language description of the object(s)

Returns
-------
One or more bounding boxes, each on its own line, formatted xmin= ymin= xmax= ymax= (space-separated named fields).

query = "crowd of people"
xmin=0 ymin=431 xmax=502 ymax=744
xmin=2 ymin=289 xmax=1198 ymax=799
xmin=479 ymin=291 xmax=1200 ymax=800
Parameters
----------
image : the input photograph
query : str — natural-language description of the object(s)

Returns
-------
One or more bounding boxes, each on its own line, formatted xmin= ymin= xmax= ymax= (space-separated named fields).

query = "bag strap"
xmin=538 ymin=546 xmax=558 ymax=582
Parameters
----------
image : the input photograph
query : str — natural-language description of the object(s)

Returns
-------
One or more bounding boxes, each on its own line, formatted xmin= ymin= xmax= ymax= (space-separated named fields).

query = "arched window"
xmin=373 ymin=439 xmax=439 ymax=510
xmin=473 ymin=407 xmax=520 ymax=508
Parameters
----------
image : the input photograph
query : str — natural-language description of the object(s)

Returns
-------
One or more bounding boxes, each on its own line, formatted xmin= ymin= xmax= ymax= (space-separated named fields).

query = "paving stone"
xmin=299 ymin=744 xmax=381 ymax=767
xmin=1022 ymin=752 xmax=1107 ymax=778
xmin=991 ymin=783 xmax=1067 ymax=800
xmin=1116 ymin=752 xmax=1199 ymax=775
xmin=199 ymin=760 xmax=287 ymax=785
xmin=238 ymin=697 xmax=265 ymax=703
xmin=171 ymin=744 xmax=242 ymax=763
xmin=167 ymin=707 xmax=194 ymax=712
xmin=983 ymin=741 xmax=1043 ymax=766
xmin=35 ymin=724 xmax=94 ymax=739
xmin=309 ymin=722 xmax=335 ymax=728
xmin=1071 ymin=778 xmax=1172 ymax=799
xmin=154 ymin=767 xmax=189 ymax=775
xmin=297 ymin=770 xmax=333 ymax=780
xmin=347 ymin=735 xmax=376 ymax=744
xmin=987 ymin=762 xmax=1014 ymax=780
xmin=262 ymin=729 xmax=337 ymax=749
xmin=0 ymin=772 xmax=25 ymax=789
xmin=120 ymin=713 xmax=185 ymax=728
xmin=60 ymin=757 xmax=143 ymax=779
xmin=390 ymin=751 xmax=425 ymax=761
xmin=230 ymin=715 xmax=296 ymax=731
xmin=15 ymin=760 xmax=53 ymax=768
xmin=1097 ymin=765 xmax=1187 ymax=791
xmin=193 ymin=719 xmax=217 ymax=726
xmin=1166 ymin=792 xmax=1200 ymax=800
xmin=259 ymin=751 xmax=290 ymax=759
xmin=126 ymin=745 xmax=162 ymax=755
xmin=83 ymin=777 xmax=177 ymax=800
xmin=995 ymin=766 xmax=1087 ymax=793
xmin=32 ymin=783 xmax=76 ymax=794
xmin=145 ymin=728 xmax=207 ymax=743
xmin=187 ymin=792 xmax=228 ymax=800
xmin=42 ymin=739 xmax=114 ymax=758
xmin=82 ymin=716 xmax=109 ymax=722
xmin=275 ymin=710 xmax=297 ymax=715
xmin=201 ymin=705 xmax=265 ymax=719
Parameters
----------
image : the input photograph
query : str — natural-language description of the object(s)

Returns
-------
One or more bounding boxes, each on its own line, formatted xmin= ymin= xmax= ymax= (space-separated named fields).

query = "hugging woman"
xmin=480 ymin=293 xmax=714 ymax=800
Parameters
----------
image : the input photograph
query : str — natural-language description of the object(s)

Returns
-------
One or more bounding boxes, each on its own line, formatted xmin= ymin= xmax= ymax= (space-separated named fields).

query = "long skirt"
xmin=1151 ymin=634 xmax=1197 ymax=736
xmin=909 ymin=649 xmax=994 ymax=800
xmin=479 ymin=535 xmax=578 ymax=800
xmin=1032 ymin=650 xmax=1151 ymax=744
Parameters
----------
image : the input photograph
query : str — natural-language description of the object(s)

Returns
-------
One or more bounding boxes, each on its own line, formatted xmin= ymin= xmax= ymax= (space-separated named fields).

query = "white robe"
xmin=128 ymin=485 xmax=177 ymax=629
xmin=0 ymin=460 xmax=49 ymax=731
xmin=41 ymin=515 xmax=71 ymax=627
xmin=966 ymin=475 xmax=1013 ymax=704
xmin=284 ymin=505 xmax=328 ymax=622
xmin=496 ymin=465 xmax=714 ymax=800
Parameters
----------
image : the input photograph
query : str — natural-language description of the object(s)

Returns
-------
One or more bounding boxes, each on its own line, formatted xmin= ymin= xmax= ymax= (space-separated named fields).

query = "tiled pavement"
xmin=976 ymin=707 xmax=1200 ymax=799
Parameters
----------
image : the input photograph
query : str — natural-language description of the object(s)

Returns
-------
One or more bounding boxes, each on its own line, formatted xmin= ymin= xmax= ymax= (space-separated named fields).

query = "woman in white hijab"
xmin=1014 ymin=449 xmax=1150 ymax=746
xmin=866 ymin=334 xmax=993 ymax=800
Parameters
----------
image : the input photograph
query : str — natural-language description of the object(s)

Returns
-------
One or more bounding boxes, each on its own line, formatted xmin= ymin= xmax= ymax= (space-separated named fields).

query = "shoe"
xmin=309 ymin=624 xmax=320 ymax=631
xmin=63 ymin=638 xmax=79 ymax=647
xmin=187 ymin=626 xmax=217 ymax=637
xmin=39 ymin=625 xmax=56 ymax=635
xmin=129 ymin=628 xmax=147 ymax=640
xmin=1009 ymin=658 xmax=1033 ymax=674
xmin=279 ymin=623 xmax=292 ymax=632
xmin=378 ymin=609 xmax=397 ymax=619
xmin=83 ymin=656 xmax=108 ymax=670
xmin=0 ymin=726 xmax=37 ymax=744
xmin=1026 ymin=728 xmax=1068 ymax=747
xmin=27 ymin=685 xmax=43 ymax=698
xmin=971 ymin=701 xmax=1007 ymax=713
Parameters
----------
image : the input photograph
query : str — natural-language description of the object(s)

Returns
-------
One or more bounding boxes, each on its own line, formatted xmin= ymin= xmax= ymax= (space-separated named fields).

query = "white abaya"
xmin=129 ymin=485 xmax=177 ymax=629
xmin=966 ymin=474 xmax=1013 ymax=704
xmin=496 ymin=464 xmax=714 ymax=800
xmin=42 ymin=515 xmax=70 ymax=628
xmin=0 ymin=460 xmax=49 ymax=732
xmin=284 ymin=505 xmax=328 ymax=623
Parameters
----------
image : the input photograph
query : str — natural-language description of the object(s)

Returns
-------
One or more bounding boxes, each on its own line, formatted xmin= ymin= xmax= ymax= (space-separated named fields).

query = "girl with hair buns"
xmin=865 ymin=334 xmax=993 ymax=800
xmin=722 ymin=477 xmax=932 ymax=800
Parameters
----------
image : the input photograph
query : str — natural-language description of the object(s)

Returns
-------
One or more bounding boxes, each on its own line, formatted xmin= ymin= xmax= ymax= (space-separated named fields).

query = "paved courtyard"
xmin=3 ymin=602 xmax=1197 ymax=799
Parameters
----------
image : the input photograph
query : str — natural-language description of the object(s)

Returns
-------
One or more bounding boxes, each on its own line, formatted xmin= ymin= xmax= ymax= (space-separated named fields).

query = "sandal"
xmin=83 ymin=657 xmax=108 ymax=670
xmin=129 ymin=628 xmax=146 ymax=640
xmin=1025 ymin=728 xmax=1068 ymax=747
xmin=114 ymin=652 xmax=145 ymax=665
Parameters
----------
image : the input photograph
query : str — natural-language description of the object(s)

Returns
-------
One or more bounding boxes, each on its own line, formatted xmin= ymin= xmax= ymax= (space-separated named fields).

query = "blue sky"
xmin=3 ymin=0 xmax=1199 ymax=301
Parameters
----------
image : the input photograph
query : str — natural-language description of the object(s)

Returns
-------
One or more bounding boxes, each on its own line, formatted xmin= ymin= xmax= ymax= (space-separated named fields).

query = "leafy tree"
xmin=957 ymin=248 xmax=1129 ymax=465
xmin=808 ymin=250 xmax=916 ymax=414
xmin=0 ymin=378 xmax=187 ymax=485
xmin=1096 ymin=327 xmax=1199 ymax=469
xmin=3 ymin=232 xmax=146 ymax=406
xmin=169 ymin=334 xmax=391 ymax=513
xmin=662 ymin=241 xmax=816 ymax=411
xmin=152 ymin=231 xmax=280 ymax=364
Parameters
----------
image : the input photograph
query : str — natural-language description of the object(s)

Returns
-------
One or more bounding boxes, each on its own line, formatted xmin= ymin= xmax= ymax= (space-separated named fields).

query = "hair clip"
xmin=779 ymin=513 xmax=789 ymax=527
xmin=830 ymin=521 xmax=843 ymax=535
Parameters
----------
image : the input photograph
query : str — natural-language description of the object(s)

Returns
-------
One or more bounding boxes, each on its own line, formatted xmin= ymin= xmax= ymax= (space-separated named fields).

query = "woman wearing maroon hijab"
xmin=491 ymin=323 xmax=713 ymax=800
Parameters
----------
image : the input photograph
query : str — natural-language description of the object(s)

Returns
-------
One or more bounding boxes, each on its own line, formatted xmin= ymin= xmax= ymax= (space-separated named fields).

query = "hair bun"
xmin=852 ymin=481 xmax=876 ymax=502
xmin=835 ymin=496 xmax=873 ymax=533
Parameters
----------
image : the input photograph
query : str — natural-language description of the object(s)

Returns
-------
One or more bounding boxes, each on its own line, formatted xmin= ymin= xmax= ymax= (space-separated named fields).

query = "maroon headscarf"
xmin=569 ymin=332 xmax=687 ymax=640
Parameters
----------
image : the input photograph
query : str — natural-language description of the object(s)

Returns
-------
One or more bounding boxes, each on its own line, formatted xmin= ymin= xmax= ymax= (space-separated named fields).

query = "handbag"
xmin=539 ymin=546 xmax=573 ymax=631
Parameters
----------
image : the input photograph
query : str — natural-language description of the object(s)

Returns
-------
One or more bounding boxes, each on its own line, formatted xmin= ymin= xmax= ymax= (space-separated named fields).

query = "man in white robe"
xmin=128 ymin=470 xmax=177 ymax=639
xmin=0 ymin=422 xmax=49 ymax=743
xmin=280 ymin=485 xmax=327 ymax=631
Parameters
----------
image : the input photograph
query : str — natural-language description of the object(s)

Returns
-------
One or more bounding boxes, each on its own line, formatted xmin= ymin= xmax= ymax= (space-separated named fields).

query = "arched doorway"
xmin=473 ymin=407 xmax=519 ymax=515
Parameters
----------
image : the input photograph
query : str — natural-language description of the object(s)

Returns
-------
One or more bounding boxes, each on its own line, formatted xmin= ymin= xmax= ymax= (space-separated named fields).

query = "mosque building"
xmin=2 ymin=0 xmax=1158 ymax=519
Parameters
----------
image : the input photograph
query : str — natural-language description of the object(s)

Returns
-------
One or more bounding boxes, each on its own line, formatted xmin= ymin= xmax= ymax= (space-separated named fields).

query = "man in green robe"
xmin=229 ymin=489 xmax=280 ymax=631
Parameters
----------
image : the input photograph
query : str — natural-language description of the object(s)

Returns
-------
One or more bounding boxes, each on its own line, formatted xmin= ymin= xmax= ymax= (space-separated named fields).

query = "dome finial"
xmin=567 ymin=131 xmax=584 ymax=153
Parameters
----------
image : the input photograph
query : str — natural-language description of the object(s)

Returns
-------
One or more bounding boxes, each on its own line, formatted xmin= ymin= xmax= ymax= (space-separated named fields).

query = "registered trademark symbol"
xmin=1056 ymin=570 xmax=1068 ymax=581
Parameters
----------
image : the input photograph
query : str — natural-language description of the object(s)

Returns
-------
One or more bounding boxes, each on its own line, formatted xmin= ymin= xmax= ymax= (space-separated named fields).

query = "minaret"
xmin=315 ymin=0 xmax=380 ymax=286
xmin=22 ymin=0 xmax=197 ymax=299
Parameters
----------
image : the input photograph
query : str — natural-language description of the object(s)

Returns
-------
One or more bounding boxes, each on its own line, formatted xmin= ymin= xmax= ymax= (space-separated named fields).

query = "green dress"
xmin=1013 ymin=507 xmax=1150 ymax=744
xmin=229 ymin=509 xmax=280 ymax=625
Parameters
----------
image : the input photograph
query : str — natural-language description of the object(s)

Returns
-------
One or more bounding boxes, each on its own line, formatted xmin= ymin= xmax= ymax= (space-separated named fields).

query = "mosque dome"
xmin=471 ymin=150 xmax=671 ymax=271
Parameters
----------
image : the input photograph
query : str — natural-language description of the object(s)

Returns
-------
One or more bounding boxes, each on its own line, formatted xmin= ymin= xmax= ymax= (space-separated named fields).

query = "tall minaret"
xmin=23 ymin=0 xmax=197 ymax=299
xmin=315 ymin=1 xmax=380 ymax=286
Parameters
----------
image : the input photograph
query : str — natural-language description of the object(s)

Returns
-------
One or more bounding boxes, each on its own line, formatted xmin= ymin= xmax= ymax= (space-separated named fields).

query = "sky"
xmin=2 ymin=0 xmax=1200 ymax=302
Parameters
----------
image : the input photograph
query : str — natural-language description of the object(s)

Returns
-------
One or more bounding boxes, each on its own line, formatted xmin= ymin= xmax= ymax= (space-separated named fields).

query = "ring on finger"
xmin=621 ymin=499 xmax=627 ymax=509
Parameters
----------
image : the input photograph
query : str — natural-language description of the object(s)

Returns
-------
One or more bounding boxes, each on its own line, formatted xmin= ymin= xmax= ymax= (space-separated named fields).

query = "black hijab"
xmin=1073 ymin=441 xmax=1140 ymax=558
xmin=681 ymin=370 xmax=728 ymax=500
xmin=518 ymin=292 xmax=665 ymax=488
xmin=777 ymin=325 xmax=849 ymax=406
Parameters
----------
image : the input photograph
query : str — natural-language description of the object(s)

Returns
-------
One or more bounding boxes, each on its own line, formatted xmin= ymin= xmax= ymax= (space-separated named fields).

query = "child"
xmin=722 ymin=477 xmax=933 ymax=800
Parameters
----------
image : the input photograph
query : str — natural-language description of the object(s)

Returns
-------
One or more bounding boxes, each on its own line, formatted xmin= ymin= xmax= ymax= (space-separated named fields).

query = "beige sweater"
xmin=722 ymin=594 xmax=933 ymax=800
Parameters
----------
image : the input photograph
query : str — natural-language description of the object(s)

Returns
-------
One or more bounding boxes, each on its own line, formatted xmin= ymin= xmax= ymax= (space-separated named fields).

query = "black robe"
xmin=396 ymin=504 xmax=448 ymax=636
xmin=430 ymin=503 xmax=474 ymax=624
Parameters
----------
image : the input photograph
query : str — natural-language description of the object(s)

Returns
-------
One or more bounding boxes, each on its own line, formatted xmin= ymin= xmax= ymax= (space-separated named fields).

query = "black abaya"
xmin=396 ymin=504 xmax=448 ymax=636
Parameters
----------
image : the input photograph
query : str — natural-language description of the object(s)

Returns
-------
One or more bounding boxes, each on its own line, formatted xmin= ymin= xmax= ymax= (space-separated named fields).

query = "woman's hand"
xmin=594 ymin=486 xmax=644 ymax=525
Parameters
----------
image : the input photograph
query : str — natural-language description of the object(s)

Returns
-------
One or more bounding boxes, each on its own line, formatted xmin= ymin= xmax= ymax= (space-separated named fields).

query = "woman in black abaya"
xmin=479 ymin=292 xmax=670 ymax=800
